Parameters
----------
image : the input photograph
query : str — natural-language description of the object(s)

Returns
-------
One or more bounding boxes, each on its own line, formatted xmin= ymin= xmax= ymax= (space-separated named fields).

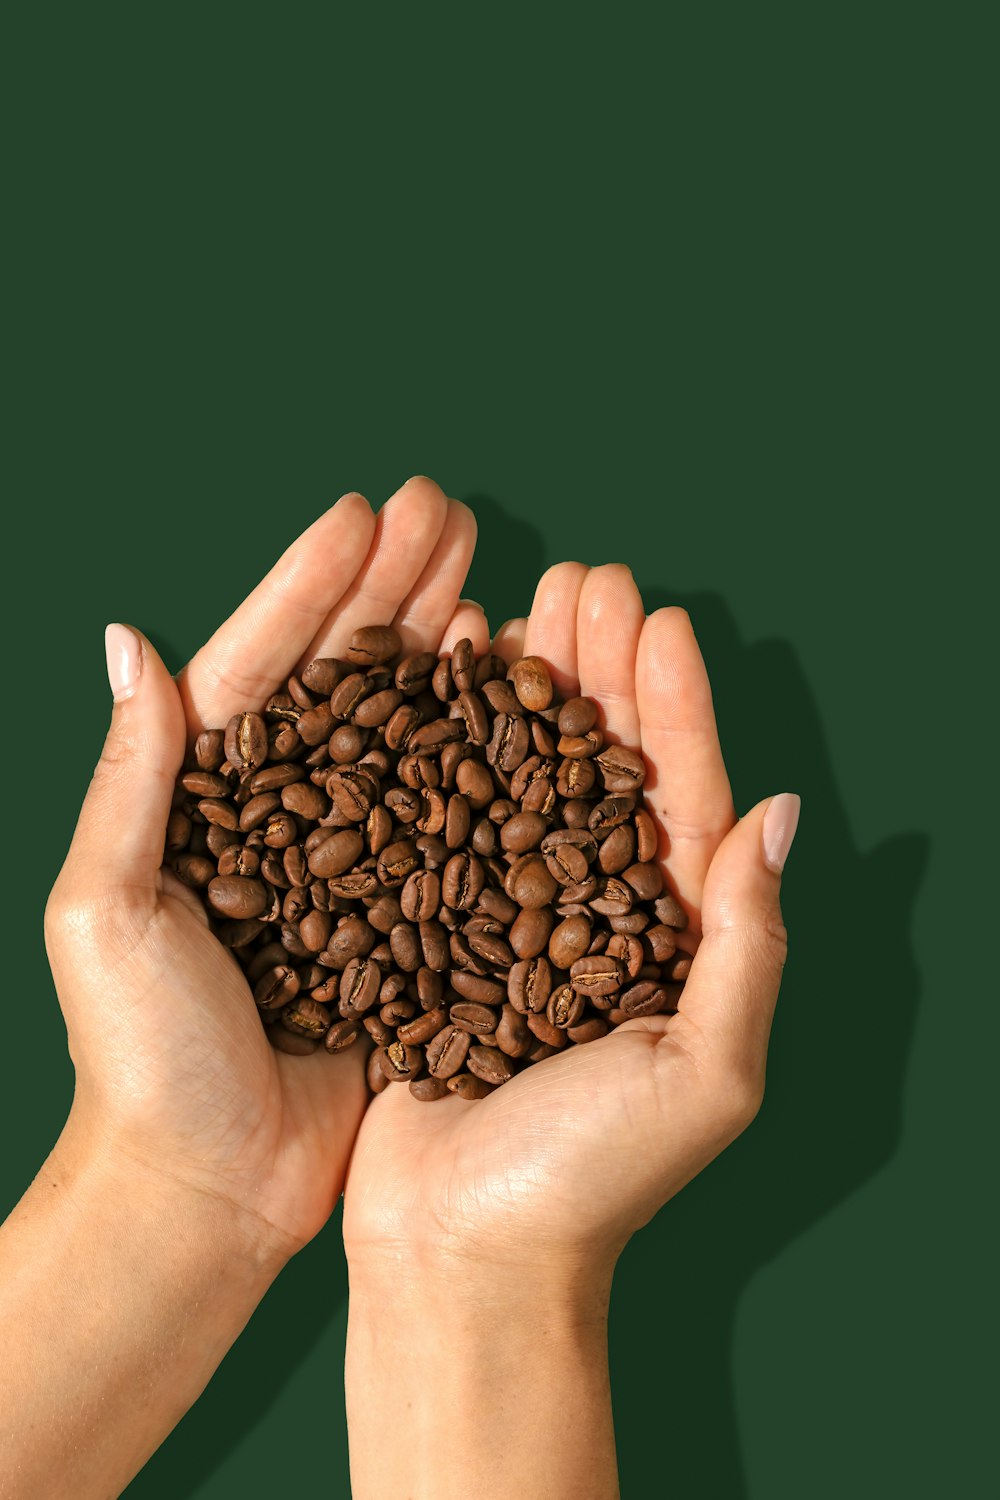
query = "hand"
xmin=342 ymin=562 xmax=801 ymax=1276
xmin=45 ymin=475 xmax=486 ymax=1261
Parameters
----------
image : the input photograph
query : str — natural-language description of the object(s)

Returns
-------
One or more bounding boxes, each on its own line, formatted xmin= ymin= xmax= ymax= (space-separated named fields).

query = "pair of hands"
xmin=46 ymin=475 xmax=797 ymax=1290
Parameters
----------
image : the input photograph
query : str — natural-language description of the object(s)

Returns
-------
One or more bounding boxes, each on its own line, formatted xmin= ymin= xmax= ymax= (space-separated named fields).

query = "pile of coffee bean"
xmin=166 ymin=625 xmax=690 ymax=1101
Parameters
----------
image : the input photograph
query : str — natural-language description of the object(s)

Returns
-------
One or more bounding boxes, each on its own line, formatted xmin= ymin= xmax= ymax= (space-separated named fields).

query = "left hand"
xmin=45 ymin=476 xmax=485 ymax=1261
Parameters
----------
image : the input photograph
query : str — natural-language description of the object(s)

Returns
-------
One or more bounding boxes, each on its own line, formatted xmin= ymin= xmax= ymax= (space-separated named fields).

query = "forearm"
xmin=345 ymin=1251 xmax=619 ymax=1500
xmin=0 ymin=1125 xmax=285 ymax=1499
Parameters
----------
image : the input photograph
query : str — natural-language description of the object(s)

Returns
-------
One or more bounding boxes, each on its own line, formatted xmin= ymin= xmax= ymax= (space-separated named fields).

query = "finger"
xmin=302 ymin=476 xmax=451 ymax=660
xmin=575 ymin=564 xmax=644 ymax=745
xmin=438 ymin=600 xmax=491 ymax=656
xmin=492 ymin=616 xmax=527 ymax=665
xmin=178 ymin=492 xmax=376 ymax=733
xmin=666 ymin=794 xmax=800 ymax=1093
xmin=635 ymin=607 xmax=736 ymax=913
xmin=522 ymin=562 xmax=590 ymax=696
xmin=57 ymin=626 xmax=187 ymax=900
xmin=386 ymin=499 xmax=480 ymax=657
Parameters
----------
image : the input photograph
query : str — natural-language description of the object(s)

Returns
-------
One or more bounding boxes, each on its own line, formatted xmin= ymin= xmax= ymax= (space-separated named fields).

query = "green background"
xmin=2 ymin=6 xmax=994 ymax=1496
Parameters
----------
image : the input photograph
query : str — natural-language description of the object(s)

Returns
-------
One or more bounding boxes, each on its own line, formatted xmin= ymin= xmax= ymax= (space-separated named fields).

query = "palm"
xmin=51 ymin=479 xmax=487 ymax=1252
xmin=344 ymin=563 xmax=738 ymax=1261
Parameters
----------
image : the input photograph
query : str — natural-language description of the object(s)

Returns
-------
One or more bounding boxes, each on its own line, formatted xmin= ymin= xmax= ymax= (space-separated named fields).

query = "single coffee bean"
xmin=426 ymin=1025 xmax=471 ymax=1079
xmin=510 ymin=655 xmax=553 ymax=712
xmin=547 ymin=984 xmax=585 ymax=1029
xmin=281 ymin=997 xmax=332 ymax=1037
xmin=224 ymin=712 xmax=268 ymax=771
xmin=254 ymin=965 xmax=300 ymax=1010
xmin=172 ymin=853 xmax=217 ymax=888
xmin=347 ymin=624 xmax=402 ymax=665
xmin=557 ymin=696 xmax=598 ymax=737
xmin=495 ymin=1003 xmax=533 ymax=1058
xmin=506 ymin=854 xmax=557 ymax=909
xmin=409 ymin=1075 xmax=449 ymax=1101
xmin=207 ymin=875 xmax=268 ymax=920
xmin=548 ymin=914 xmax=592 ymax=968
xmin=449 ymin=1002 xmax=500 ymax=1035
xmin=397 ymin=1006 xmax=448 ymax=1045
xmin=396 ymin=651 xmax=437 ymax=695
xmin=339 ymin=957 xmax=381 ymax=1013
xmin=508 ymin=905 xmax=554 ymax=959
xmin=596 ymin=745 xmax=646 ymax=792
xmin=447 ymin=1072 xmax=495 ymax=1099
xmin=570 ymin=954 xmax=626 ymax=996
xmin=507 ymin=955 xmax=552 ymax=1014
xmin=467 ymin=1045 xmax=515 ymax=1085
xmin=194 ymin=729 xmax=226 ymax=771
xmin=619 ymin=981 xmax=671 ymax=1017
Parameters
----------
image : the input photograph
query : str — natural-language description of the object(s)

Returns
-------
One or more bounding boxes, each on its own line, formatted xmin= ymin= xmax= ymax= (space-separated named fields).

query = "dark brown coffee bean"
xmin=487 ymin=712 xmax=531 ymax=773
xmin=299 ymin=909 xmax=332 ymax=953
xmin=465 ymin=929 xmax=515 ymax=968
xmin=596 ymin=744 xmax=646 ymax=792
xmin=500 ymin=811 xmax=548 ymax=854
xmin=547 ymin=984 xmax=585 ymax=1029
xmin=449 ymin=1002 xmax=499 ymax=1035
xmin=254 ymin=965 xmax=301 ymax=1010
xmin=568 ymin=1016 xmax=609 ymax=1044
xmin=172 ymin=853 xmax=216 ymax=888
xmin=556 ymin=757 xmax=596 ymax=798
xmin=364 ymin=1014 xmax=393 ymax=1045
xmin=251 ymin=763 xmax=306 ymax=794
xmin=505 ymin=854 xmax=557 ymax=909
xmin=426 ymin=1025 xmax=471 ymax=1079
xmin=619 ymin=981 xmax=671 ymax=1017
xmin=455 ymin=758 xmax=494 ymax=808
xmin=510 ymin=655 xmax=553 ymax=712
xmin=634 ymin=808 xmax=658 ymax=863
xmin=608 ymin=932 xmax=645 ymax=979
xmin=390 ymin=922 xmax=422 ymax=972
xmin=507 ymin=956 xmax=553 ymax=1014
xmin=508 ymin=906 xmax=554 ymax=959
xmin=643 ymin=923 xmax=678 ymax=963
xmin=409 ymin=1075 xmax=449 ymax=1101
xmin=280 ymin=781 xmax=328 ymax=820
xmin=207 ymin=875 xmax=268 ymax=919
xmin=367 ymin=1049 xmax=390 ymax=1093
xmin=419 ymin=919 xmax=450 ymax=971
xmin=548 ymin=914 xmax=592 ymax=968
xmin=224 ymin=712 xmax=268 ymax=771
xmin=450 ymin=971 xmax=506 ymax=1005
xmin=570 ymin=954 xmax=626 ymax=996
xmin=622 ymin=861 xmax=663 ymax=901
xmin=457 ymin=691 xmax=489 ymax=744
xmin=467 ymin=1045 xmax=515 ymax=1085
xmin=198 ymin=797 xmax=240 ymax=830
xmin=181 ymin=770 xmax=230 ymax=798
xmin=328 ymin=672 xmax=368 ymax=719
xmin=544 ymin=843 xmax=590 ymax=886
xmin=194 ymin=729 xmax=226 ymax=771
xmin=589 ymin=876 xmax=634 ymax=917
xmin=654 ymin=893 xmax=689 ymax=930
xmin=376 ymin=839 xmax=420 ymax=887
xmin=324 ymin=1018 xmax=360 ymax=1053
xmin=448 ymin=637 xmax=474 ymax=692
xmin=525 ymin=1011 xmax=568 ymax=1049
xmin=400 ymin=869 xmax=440 ymax=922
xmin=347 ymin=624 xmax=401 ymax=665
xmin=281 ymin=996 xmax=332 ymax=1037
xmin=444 ymin=793 xmax=471 ymax=849
xmin=495 ymin=1003 xmax=532 ymax=1058
xmin=339 ymin=957 xmax=381 ymax=1013
xmin=396 ymin=651 xmax=437 ymax=695
xmin=300 ymin=657 xmax=348 ymax=696
xmin=307 ymin=829 xmax=364 ymax=878
xmin=598 ymin=823 xmax=637 ymax=874
xmin=557 ymin=696 xmax=597 ymax=737
xmin=355 ymin=687 xmax=403 ymax=727
xmin=441 ymin=852 xmax=485 ymax=910
xmin=447 ymin=1072 xmax=495 ymax=1099
xmin=218 ymin=844 xmax=261 ymax=879
xmin=239 ymin=791 xmax=281 ymax=832
xmin=378 ymin=1039 xmax=424 ymax=1081
xmin=667 ymin=951 xmax=693 ymax=981
xmin=397 ymin=1006 xmax=448 ymax=1045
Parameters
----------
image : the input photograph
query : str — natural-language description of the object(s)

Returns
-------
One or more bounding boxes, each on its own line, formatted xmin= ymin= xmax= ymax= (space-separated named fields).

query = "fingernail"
xmin=105 ymin=623 xmax=142 ymax=703
xmin=762 ymin=792 xmax=801 ymax=872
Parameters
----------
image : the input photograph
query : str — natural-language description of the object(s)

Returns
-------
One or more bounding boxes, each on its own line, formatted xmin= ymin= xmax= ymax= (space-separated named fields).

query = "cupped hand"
xmin=342 ymin=564 xmax=800 ymax=1275
xmin=46 ymin=477 xmax=486 ymax=1260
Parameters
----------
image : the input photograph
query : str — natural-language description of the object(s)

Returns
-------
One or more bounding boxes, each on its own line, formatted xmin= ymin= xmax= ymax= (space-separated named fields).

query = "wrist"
xmin=56 ymin=1108 xmax=295 ymax=1284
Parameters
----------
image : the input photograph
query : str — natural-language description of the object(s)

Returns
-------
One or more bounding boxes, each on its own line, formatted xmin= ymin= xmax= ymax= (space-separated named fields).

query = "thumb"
xmin=58 ymin=624 xmax=187 ymax=899
xmin=672 ymin=792 xmax=800 ymax=1090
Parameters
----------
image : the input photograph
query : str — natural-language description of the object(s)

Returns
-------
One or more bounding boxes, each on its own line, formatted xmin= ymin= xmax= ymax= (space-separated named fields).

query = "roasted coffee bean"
xmin=224 ymin=712 xmax=268 ymax=771
xmin=447 ymin=1072 xmax=495 ymax=1099
xmin=548 ymin=913 xmax=592 ymax=968
xmin=409 ymin=1075 xmax=449 ymax=1101
xmin=347 ymin=624 xmax=401 ymax=665
xmin=467 ymin=1045 xmax=515 ymax=1085
xmin=547 ymin=984 xmax=585 ymax=1029
xmin=449 ymin=1002 xmax=499 ymax=1035
xmin=254 ymin=965 xmax=300 ymax=1010
xmin=619 ymin=981 xmax=671 ymax=1017
xmin=207 ymin=875 xmax=268 ymax=919
xmin=194 ymin=728 xmax=226 ymax=771
xmin=340 ymin=957 xmax=381 ymax=1013
xmin=557 ymin=696 xmax=597 ymax=737
xmin=426 ymin=1025 xmax=471 ymax=1079
xmin=507 ymin=956 xmax=552 ymax=1014
xmin=170 ymin=623 xmax=688 ymax=1101
xmin=510 ymin=655 xmax=553 ymax=712
xmin=281 ymin=997 xmax=332 ymax=1037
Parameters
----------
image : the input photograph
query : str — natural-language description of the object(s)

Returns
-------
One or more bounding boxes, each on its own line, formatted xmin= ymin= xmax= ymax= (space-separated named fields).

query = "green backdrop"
xmin=3 ymin=6 xmax=993 ymax=1497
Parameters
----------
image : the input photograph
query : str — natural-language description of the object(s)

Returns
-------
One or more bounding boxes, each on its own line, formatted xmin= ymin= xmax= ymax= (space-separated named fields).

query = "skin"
xmin=0 ymin=485 xmax=796 ymax=1499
